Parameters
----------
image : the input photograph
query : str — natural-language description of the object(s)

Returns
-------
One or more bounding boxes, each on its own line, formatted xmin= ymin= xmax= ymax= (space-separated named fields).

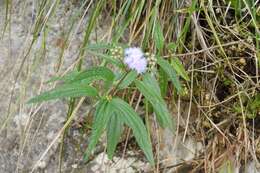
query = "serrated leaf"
xmin=46 ymin=71 xmax=80 ymax=84
xmin=171 ymin=58 xmax=190 ymax=81
xmin=83 ymin=100 xmax=112 ymax=161
xmin=46 ymin=66 xmax=115 ymax=90
xmin=135 ymin=73 xmax=173 ymax=129
xmin=110 ymin=98 xmax=154 ymax=165
xmin=27 ymin=83 xmax=98 ymax=104
xmin=118 ymin=71 xmax=138 ymax=89
xmin=157 ymin=57 xmax=183 ymax=93
xmin=106 ymin=112 xmax=124 ymax=159
xmin=70 ymin=66 xmax=115 ymax=87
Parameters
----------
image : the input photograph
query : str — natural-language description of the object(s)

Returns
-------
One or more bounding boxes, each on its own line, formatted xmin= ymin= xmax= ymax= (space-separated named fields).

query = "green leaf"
xmin=83 ymin=100 xmax=112 ymax=161
xmin=106 ymin=112 xmax=124 ymax=159
xmin=27 ymin=83 xmax=98 ymax=104
xmin=176 ymin=0 xmax=196 ymax=53
xmin=88 ymin=51 xmax=124 ymax=68
xmin=144 ymin=72 xmax=161 ymax=92
xmin=229 ymin=0 xmax=242 ymax=18
xmin=167 ymin=42 xmax=177 ymax=52
xmin=70 ymin=66 xmax=114 ymax=83
xmin=157 ymin=57 xmax=183 ymax=93
xmin=112 ymin=0 xmax=132 ymax=42
xmin=135 ymin=73 xmax=173 ymax=129
xmin=45 ymin=70 xmax=81 ymax=84
xmin=247 ymin=94 xmax=260 ymax=118
xmin=249 ymin=94 xmax=260 ymax=111
xmin=118 ymin=71 xmax=138 ymax=89
xmin=110 ymin=98 xmax=154 ymax=165
xmin=154 ymin=20 xmax=164 ymax=51
xmin=171 ymin=58 xmax=190 ymax=81
xmin=70 ymin=66 xmax=115 ymax=88
xmin=46 ymin=66 xmax=115 ymax=90
xmin=158 ymin=68 xmax=168 ymax=97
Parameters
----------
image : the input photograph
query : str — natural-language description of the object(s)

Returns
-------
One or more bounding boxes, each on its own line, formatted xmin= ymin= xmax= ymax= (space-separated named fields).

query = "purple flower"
xmin=124 ymin=47 xmax=147 ymax=74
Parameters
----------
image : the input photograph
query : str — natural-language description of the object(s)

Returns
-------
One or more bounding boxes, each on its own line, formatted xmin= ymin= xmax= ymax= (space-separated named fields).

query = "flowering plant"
xmin=124 ymin=47 xmax=147 ymax=73
xmin=28 ymin=44 xmax=189 ymax=164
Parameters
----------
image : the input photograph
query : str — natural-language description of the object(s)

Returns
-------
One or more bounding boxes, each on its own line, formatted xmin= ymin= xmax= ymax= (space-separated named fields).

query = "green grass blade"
xmin=77 ymin=0 xmax=106 ymax=70
xmin=112 ymin=0 xmax=132 ymax=42
xmin=176 ymin=0 xmax=197 ymax=53
xmin=154 ymin=20 xmax=164 ymax=52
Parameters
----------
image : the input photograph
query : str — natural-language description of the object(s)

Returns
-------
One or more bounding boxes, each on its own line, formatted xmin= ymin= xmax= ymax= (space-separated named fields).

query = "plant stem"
xmin=109 ymin=70 xmax=130 ymax=96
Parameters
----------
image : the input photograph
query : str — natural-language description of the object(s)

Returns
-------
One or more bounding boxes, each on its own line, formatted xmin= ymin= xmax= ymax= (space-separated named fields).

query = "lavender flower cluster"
xmin=123 ymin=47 xmax=147 ymax=74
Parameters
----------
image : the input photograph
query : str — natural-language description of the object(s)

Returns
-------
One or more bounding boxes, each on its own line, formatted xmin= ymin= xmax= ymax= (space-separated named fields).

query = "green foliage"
xmin=10 ymin=0 xmax=259 ymax=170
xmin=28 ymin=38 xmax=191 ymax=164
xmin=154 ymin=20 xmax=164 ymax=52
xmin=249 ymin=94 xmax=260 ymax=111
xmin=83 ymin=99 xmax=112 ymax=161
xmin=46 ymin=71 xmax=81 ymax=84
xmin=110 ymin=98 xmax=154 ymax=164
xmin=28 ymin=66 xmax=115 ymax=103
xmin=118 ymin=71 xmax=138 ymax=89
xmin=158 ymin=68 xmax=168 ymax=97
xmin=47 ymin=66 xmax=115 ymax=86
xmin=167 ymin=42 xmax=177 ymax=52
xmin=106 ymin=112 xmax=123 ymax=159
xmin=247 ymin=94 xmax=260 ymax=118
xmin=27 ymin=83 xmax=98 ymax=103
xmin=111 ymin=0 xmax=132 ymax=43
xmin=176 ymin=0 xmax=197 ymax=53
xmin=157 ymin=57 xmax=183 ymax=93
xmin=83 ymin=97 xmax=154 ymax=164
xmin=233 ymin=94 xmax=260 ymax=119
xmin=171 ymin=58 xmax=190 ymax=81
xmin=67 ymin=66 xmax=115 ymax=89
xmin=88 ymin=51 xmax=124 ymax=68
xmin=228 ymin=0 xmax=243 ymax=18
xmin=135 ymin=73 xmax=173 ymax=129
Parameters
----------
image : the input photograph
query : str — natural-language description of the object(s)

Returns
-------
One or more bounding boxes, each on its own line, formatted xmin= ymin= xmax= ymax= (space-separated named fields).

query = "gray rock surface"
xmin=0 ymin=1 xmax=90 ymax=172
